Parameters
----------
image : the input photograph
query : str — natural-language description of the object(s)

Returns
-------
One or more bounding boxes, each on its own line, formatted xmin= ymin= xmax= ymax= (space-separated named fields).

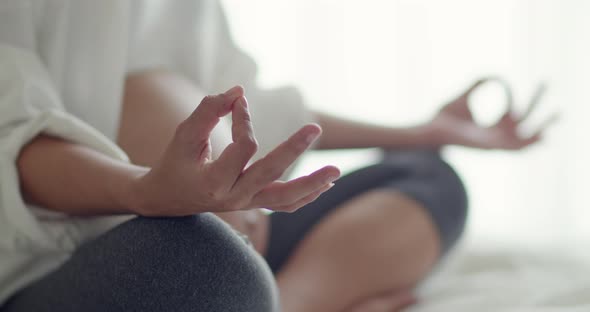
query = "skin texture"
xmin=18 ymin=70 xmax=553 ymax=311
xmin=428 ymin=78 xmax=558 ymax=151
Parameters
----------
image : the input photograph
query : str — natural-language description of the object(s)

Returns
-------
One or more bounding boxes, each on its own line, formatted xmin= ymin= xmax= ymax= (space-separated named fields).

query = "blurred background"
xmin=221 ymin=0 xmax=590 ymax=250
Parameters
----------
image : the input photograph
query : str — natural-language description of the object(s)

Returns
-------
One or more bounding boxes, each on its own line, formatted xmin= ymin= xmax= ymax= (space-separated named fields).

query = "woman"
xmin=0 ymin=1 xmax=548 ymax=311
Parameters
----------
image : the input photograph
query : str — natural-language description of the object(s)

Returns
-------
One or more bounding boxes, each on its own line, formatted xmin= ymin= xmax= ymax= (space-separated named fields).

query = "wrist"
xmin=114 ymin=165 xmax=151 ymax=215
xmin=418 ymin=122 xmax=446 ymax=147
xmin=389 ymin=123 xmax=443 ymax=149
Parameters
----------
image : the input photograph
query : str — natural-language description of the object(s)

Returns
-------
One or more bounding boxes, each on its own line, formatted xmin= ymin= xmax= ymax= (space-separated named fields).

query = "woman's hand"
xmin=429 ymin=79 xmax=558 ymax=150
xmin=129 ymin=86 xmax=340 ymax=217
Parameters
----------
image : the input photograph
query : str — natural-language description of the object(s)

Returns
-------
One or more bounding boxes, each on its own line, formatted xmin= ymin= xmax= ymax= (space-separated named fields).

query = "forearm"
xmin=314 ymin=112 xmax=440 ymax=150
xmin=17 ymin=135 xmax=146 ymax=215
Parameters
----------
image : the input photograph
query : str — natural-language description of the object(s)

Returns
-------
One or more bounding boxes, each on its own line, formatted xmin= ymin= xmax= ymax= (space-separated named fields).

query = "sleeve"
xmin=0 ymin=3 xmax=128 ymax=251
xmin=127 ymin=0 xmax=315 ymax=164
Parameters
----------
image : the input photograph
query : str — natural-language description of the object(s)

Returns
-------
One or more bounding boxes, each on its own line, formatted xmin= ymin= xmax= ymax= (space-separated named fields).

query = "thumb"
xmin=178 ymin=86 xmax=244 ymax=158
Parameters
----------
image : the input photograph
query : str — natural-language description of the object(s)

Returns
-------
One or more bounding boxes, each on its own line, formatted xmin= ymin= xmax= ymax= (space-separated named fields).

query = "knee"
xmin=81 ymin=214 xmax=279 ymax=312
xmin=423 ymin=159 xmax=469 ymax=252
xmin=416 ymin=156 xmax=468 ymax=250
xmin=381 ymin=150 xmax=469 ymax=251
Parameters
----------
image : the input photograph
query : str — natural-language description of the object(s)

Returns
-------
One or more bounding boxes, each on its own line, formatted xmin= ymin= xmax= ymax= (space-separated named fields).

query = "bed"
xmin=409 ymin=240 xmax=590 ymax=311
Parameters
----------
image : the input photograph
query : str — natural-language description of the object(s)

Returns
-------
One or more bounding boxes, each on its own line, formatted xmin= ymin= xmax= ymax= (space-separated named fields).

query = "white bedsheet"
xmin=410 ymin=241 xmax=590 ymax=311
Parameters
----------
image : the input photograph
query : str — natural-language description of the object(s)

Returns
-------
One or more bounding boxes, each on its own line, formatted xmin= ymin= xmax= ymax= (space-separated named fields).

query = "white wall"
xmin=221 ymin=0 xmax=590 ymax=248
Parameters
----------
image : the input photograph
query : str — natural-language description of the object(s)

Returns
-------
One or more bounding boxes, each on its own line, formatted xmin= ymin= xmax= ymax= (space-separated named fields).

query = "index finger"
xmin=464 ymin=77 xmax=515 ymax=113
xmin=232 ymin=124 xmax=322 ymax=196
xmin=461 ymin=78 xmax=489 ymax=97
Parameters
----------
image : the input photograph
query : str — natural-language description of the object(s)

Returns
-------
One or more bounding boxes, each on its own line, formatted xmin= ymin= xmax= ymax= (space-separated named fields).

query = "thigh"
xmin=3 ymin=214 xmax=278 ymax=312
xmin=265 ymin=150 xmax=468 ymax=273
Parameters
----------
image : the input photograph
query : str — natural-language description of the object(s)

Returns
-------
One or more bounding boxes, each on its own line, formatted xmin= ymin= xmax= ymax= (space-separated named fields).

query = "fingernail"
xmin=325 ymin=175 xmax=339 ymax=184
xmin=237 ymin=96 xmax=248 ymax=108
xmin=225 ymin=85 xmax=244 ymax=98
xmin=305 ymin=131 xmax=320 ymax=144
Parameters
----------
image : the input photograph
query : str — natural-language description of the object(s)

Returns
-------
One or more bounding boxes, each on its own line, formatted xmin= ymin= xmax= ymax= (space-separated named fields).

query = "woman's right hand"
xmin=128 ymin=86 xmax=340 ymax=217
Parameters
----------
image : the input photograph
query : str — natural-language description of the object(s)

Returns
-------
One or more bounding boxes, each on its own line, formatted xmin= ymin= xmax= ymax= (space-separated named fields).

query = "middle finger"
xmin=232 ymin=124 xmax=322 ymax=196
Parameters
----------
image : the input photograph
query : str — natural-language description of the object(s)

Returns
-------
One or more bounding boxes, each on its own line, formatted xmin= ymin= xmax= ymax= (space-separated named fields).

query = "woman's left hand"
xmin=428 ymin=80 xmax=558 ymax=150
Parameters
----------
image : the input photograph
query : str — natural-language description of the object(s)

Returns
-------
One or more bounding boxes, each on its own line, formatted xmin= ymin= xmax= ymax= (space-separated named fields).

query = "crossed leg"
xmin=266 ymin=152 xmax=468 ymax=312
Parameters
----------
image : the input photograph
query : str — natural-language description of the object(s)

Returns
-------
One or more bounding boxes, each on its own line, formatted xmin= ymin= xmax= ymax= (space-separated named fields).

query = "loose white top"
xmin=0 ymin=0 xmax=312 ymax=303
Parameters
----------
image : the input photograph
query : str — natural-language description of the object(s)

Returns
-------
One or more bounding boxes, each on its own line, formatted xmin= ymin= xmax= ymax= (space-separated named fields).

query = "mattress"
xmin=409 ymin=241 xmax=590 ymax=311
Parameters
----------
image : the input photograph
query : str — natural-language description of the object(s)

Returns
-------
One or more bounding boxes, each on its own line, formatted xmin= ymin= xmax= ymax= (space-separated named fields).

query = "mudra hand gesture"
xmin=131 ymin=86 xmax=340 ymax=216
xmin=430 ymin=78 xmax=558 ymax=150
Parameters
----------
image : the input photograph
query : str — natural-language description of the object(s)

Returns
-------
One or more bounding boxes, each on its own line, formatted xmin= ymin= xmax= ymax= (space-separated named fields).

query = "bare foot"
xmin=344 ymin=290 xmax=417 ymax=312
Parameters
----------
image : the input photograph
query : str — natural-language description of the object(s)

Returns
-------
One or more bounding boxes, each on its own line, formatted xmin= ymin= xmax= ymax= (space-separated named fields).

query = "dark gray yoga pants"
xmin=3 ymin=215 xmax=279 ymax=312
xmin=3 ymin=150 xmax=467 ymax=311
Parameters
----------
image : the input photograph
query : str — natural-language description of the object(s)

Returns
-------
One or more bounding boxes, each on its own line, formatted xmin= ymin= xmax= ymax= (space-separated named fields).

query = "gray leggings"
xmin=3 ymin=215 xmax=279 ymax=312
xmin=3 ymin=150 xmax=468 ymax=312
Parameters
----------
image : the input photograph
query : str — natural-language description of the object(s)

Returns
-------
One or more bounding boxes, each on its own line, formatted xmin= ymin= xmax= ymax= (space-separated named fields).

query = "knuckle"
xmin=205 ymin=189 xmax=224 ymax=203
xmin=199 ymin=95 xmax=222 ymax=112
xmin=241 ymin=107 xmax=253 ymax=121
xmin=174 ymin=120 xmax=191 ymax=140
xmin=241 ymin=137 xmax=259 ymax=155
xmin=201 ymin=95 xmax=217 ymax=105
xmin=260 ymin=165 xmax=282 ymax=182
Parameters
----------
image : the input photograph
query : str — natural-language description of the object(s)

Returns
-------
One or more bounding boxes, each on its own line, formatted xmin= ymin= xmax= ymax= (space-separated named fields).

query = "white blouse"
xmin=0 ymin=0 xmax=312 ymax=303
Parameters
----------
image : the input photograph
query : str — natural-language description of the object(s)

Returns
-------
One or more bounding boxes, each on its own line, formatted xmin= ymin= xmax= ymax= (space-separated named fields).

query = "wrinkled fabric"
xmin=3 ymin=215 xmax=279 ymax=312
xmin=0 ymin=0 xmax=311 ymax=304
